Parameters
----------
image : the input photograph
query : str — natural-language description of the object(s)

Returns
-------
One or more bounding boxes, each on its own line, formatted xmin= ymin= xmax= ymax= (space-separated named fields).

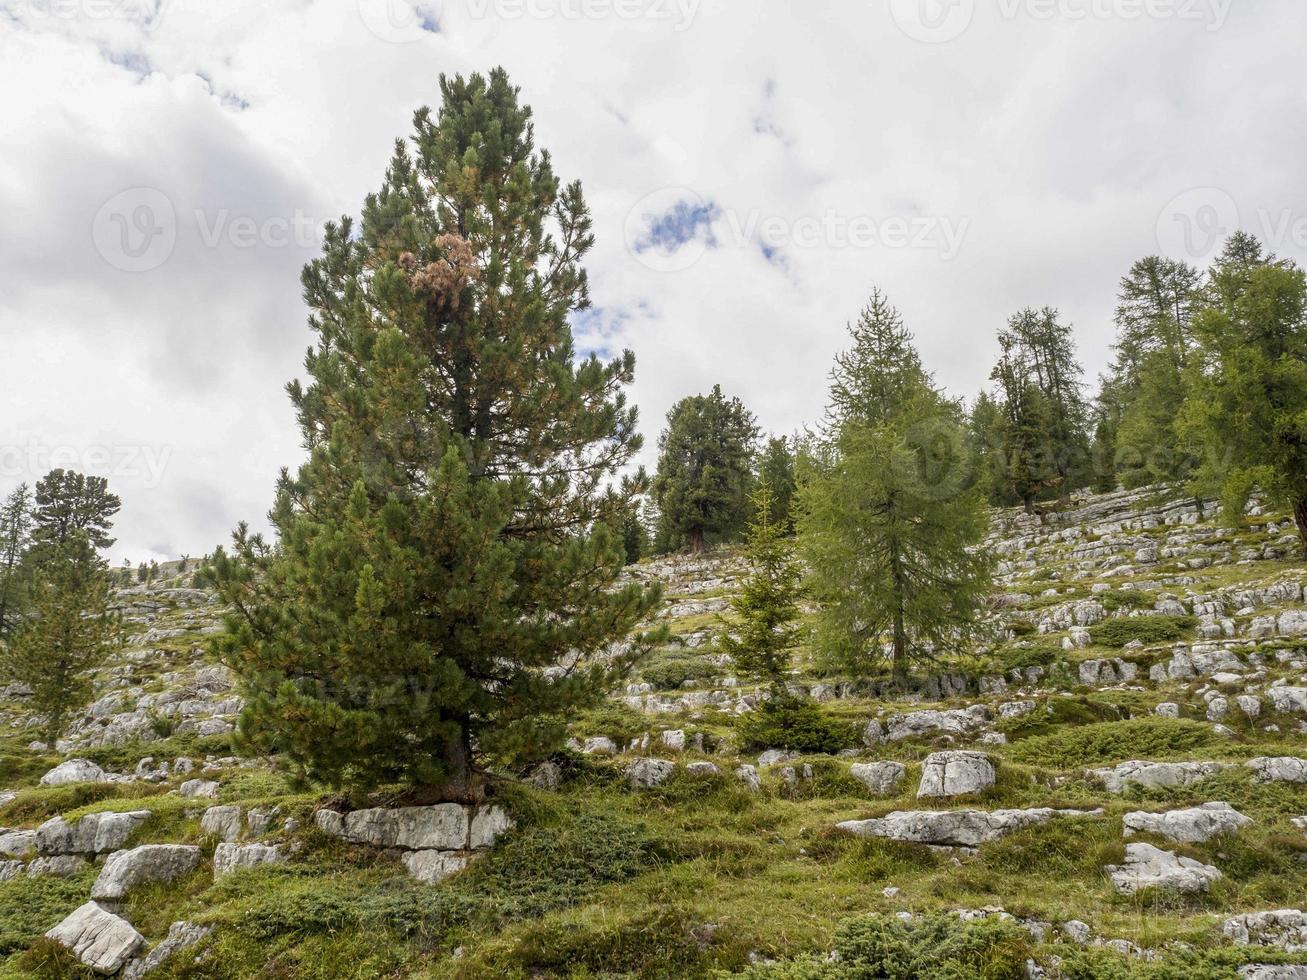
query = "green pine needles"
xmin=204 ymin=69 xmax=662 ymax=799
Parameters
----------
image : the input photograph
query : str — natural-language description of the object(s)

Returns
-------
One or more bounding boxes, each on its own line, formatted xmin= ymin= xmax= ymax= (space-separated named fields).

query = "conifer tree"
xmin=989 ymin=338 xmax=1060 ymax=512
xmin=28 ymin=470 xmax=121 ymax=559
xmin=756 ymin=436 xmax=797 ymax=532
xmin=717 ymin=482 xmax=804 ymax=690
xmin=1178 ymin=235 xmax=1307 ymax=549
xmin=798 ymin=292 xmax=992 ymax=678
xmin=651 ymin=385 xmax=759 ymax=553
xmin=204 ymin=69 xmax=662 ymax=799
xmin=0 ymin=484 xmax=33 ymax=641
xmin=1 ymin=533 xmax=119 ymax=746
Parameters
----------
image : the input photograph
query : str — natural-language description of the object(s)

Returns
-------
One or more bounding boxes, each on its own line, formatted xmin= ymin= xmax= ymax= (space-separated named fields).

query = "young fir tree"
xmin=0 ymin=483 xmax=33 ymax=641
xmin=1 ymin=533 xmax=119 ymax=746
xmin=1178 ymin=235 xmax=1307 ymax=550
xmin=756 ymin=436 xmax=797 ymax=533
xmin=204 ymin=69 xmax=662 ymax=800
xmin=798 ymin=292 xmax=992 ymax=678
xmin=716 ymin=482 xmax=804 ymax=691
xmin=28 ymin=470 xmax=122 ymax=559
xmin=651 ymin=385 xmax=759 ymax=553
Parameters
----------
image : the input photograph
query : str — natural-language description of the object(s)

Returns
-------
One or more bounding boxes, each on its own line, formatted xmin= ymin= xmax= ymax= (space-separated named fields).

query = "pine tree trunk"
xmin=1294 ymin=496 xmax=1307 ymax=557
xmin=435 ymin=727 xmax=483 ymax=804
xmin=689 ymin=528 xmax=705 ymax=554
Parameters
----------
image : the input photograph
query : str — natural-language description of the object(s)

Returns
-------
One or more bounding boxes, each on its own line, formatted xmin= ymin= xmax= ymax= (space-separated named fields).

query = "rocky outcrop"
xmin=865 ymin=705 xmax=991 ymax=744
xmin=836 ymin=807 xmax=1102 ymax=847
xmin=45 ymin=901 xmax=145 ymax=974
xmin=1122 ymin=802 xmax=1251 ymax=843
xmin=625 ymin=757 xmax=676 ymax=788
xmin=1223 ymin=910 xmax=1307 ymax=952
xmin=1106 ymin=842 xmax=1222 ymax=894
xmin=212 ymin=842 xmax=285 ymax=878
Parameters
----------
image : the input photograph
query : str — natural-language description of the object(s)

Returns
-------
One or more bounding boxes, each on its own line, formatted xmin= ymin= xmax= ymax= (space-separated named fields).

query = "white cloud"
xmin=1 ymin=0 xmax=1303 ymax=562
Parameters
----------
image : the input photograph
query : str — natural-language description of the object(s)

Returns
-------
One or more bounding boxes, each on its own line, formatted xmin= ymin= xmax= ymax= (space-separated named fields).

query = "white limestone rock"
xmin=1247 ymin=757 xmax=1307 ymax=783
xmin=1224 ymin=909 xmax=1307 ymax=952
xmin=45 ymin=901 xmax=145 ymax=975
xmin=200 ymin=805 xmax=243 ymax=842
xmin=178 ymin=779 xmax=219 ymax=799
xmin=0 ymin=829 xmax=36 ymax=858
xmin=92 ymin=844 xmax=202 ymax=903
xmin=1106 ymin=842 xmax=1222 ymax=894
xmin=401 ymin=849 xmax=472 ymax=884
xmin=1122 ymin=802 xmax=1251 ymax=843
xmin=321 ymin=804 xmax=470 ymax=851
xmin=849 ymin=761 xmax=907 ymax=795
xmin=469 ymin=805 xmax=513 ymax=849
xmin=212 ymin=843 xmax=285 ymax=878
xmin=122 ymin=921 xmax=213 ymax=980
xmin=1092 ymin=760 xmax=1225 ymax=793
xmin=37 ymin=811 xmax=151 ymax=856
xmin=625 ymin=757 xmax=676 ymax=789
xmin=836 ymin=807 xmax=1102 ymax=847
xmin=916 ymin=751 xmax=996 ymax=798
xmin=40 ymin=758 xmax=109 ymax=786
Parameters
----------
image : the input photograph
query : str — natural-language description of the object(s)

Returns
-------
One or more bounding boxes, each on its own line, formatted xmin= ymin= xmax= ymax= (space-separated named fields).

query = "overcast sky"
xmin=1 ymin=0 xmax=1304 ymax=564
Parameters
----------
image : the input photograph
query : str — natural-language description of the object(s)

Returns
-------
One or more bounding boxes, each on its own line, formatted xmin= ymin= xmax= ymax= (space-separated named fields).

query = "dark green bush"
xmin=1005 ymin=717 xmax=1213 ymax=769
xmin=735 ymin=696 xmax=856 ymax=754
xmin=1090 ymin=615 xmax=1195 ymax=648
xmin=725 ymin=913 xmax=1032 ymax=978
xmin=639 ymin=648 xmax=720 ymax=690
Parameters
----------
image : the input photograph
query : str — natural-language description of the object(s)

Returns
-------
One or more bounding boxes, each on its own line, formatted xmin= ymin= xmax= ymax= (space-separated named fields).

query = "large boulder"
xmin=45 ymin=901 xmax=145 ymax=975
xmin=0 ymin=830 xmax=36 ymax=858
xmin=916 ymin=752 xmax=995 ymax=798
xmin=40 ymin=759 xmax=109 ymax=786
xmin=1268 ymin=688 xmax=1307 ymax=715
xmin=849 ymin=761 xmax=907 ymax=795
xmin=877 ymin=705 xmax=991 ymax=743
xmin=1106 ymin=842 xmax=1222 ymax=894
xmin=212 ymin=843 xmax=285 ymax=878
xmin=91 ymin=845 xmax=203 ymax=904
xmin=836 ymin=807 xmax=1102 ymax=848
xmin=37 ymin=811 xmax=151 ymax=856
xmin=1092 ymin=760 xmax=1225 ymax=793
xmin=1248 ymin=757 xmax=1307 ymax=783
xmin=469 ymin=806 xmax=514 ymax=849
xmin=1122 ymin=802 xmax=1251 ymax=843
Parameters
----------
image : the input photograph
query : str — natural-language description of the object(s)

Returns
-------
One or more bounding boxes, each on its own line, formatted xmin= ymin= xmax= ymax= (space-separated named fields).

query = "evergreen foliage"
xmin=651 ymin=384 xmax=759 ymax=553
xmin=716 ymin=482 xmax=804 ymax=689
xmin=798 ymin=291 xmax=992 ymax=676
xmin=204 ymin=69 xmax=661 ymax=798
xmin=0 ymin=483 xmax=32 ymax=641
xmin=27 ymin=470 xmax=121 ymax=559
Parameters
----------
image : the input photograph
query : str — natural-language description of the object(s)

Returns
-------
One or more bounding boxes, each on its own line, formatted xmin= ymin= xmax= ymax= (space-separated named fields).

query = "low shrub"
xmin=0 ymin=869 xmax=97 ymax=956
xmin=725 ymin=913 xmax=1032 ymax=978
xmin=735 ymin=696 xmax=856 ymax=754
xmin=1004 ymin=717 xmax=1213 ymax=769
xmin=1090 ymin=615 xmax=1196 ymax=648
xmin=639 ymin=648 xmax=720 ymax=690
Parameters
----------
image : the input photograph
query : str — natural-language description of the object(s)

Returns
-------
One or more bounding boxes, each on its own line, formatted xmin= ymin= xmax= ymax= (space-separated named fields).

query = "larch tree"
xmin=798 ymin=291 xmax=993 ymax=678
xmin=651 ymin=385 xmax=759 ymax=553
xmin=1178 ymin=235 xmax=1307 ymax=550
xmin=0 ymin=483 xmax=33 ymax=641
xmin=204 ymin=69 xmax=662 ymax=800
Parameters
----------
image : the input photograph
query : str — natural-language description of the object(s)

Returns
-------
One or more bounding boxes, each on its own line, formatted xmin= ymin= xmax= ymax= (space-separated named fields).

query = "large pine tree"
xmin=0 ymin=483 xmax=33 ymax=640
xmin=205 ymin=70 xmax=661 ymax=800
